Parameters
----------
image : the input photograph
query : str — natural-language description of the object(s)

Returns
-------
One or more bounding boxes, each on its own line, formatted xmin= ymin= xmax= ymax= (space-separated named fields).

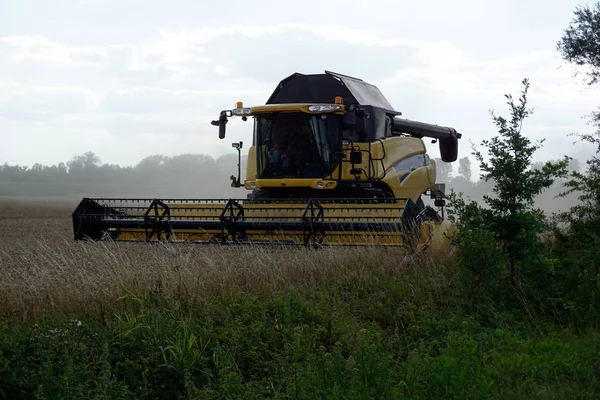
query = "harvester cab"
xmin=72 ymin=71 xmax=462 ymax=251
xmin=213 ymin=71 xmax=460 ymax=207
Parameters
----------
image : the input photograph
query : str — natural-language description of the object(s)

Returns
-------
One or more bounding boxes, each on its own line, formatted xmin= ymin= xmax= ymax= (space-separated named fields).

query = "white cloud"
xmin=96 ymin=87 xmax=271 ymax=114
xmin=0 ymin=19 xmax=598 ymax=167
xmin=0 ymin=86 xmax=99 ymax=120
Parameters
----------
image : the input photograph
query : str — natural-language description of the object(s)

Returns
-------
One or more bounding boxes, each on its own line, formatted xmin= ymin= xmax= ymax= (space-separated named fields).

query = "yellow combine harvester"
xmin=72 ymin=71 xmax=462 ymax=250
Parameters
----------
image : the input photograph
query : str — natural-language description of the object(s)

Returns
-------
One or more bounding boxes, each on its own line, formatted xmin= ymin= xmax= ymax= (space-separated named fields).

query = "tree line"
xmin=0 ymin=152 xmax=248 ymax=198
xmin=0 ymin=150 xmax=581 ymax=212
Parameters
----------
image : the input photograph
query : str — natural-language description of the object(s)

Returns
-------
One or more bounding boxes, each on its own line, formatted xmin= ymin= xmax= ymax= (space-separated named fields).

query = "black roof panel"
xmin=266 ymin=71 xmax=398 ymax=113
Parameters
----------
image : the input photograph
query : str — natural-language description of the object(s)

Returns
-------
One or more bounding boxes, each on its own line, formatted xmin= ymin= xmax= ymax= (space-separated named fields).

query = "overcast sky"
xmin=1 ymin=0 xmax=599 ymax=169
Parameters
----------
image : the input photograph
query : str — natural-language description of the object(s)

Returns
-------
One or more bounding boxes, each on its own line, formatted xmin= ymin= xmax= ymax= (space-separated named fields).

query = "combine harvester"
xmin=72 ymin=71 xmax=462 ymax=251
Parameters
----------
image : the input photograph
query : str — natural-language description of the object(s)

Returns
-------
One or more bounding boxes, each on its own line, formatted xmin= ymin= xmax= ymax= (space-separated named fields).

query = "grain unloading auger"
xmin=72 ymin=71 xmax=462 ymax=251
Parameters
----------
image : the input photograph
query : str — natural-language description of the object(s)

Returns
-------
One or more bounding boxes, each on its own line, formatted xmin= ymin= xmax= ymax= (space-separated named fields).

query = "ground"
xmin=0 ymin=196 xmax=599 ymax=399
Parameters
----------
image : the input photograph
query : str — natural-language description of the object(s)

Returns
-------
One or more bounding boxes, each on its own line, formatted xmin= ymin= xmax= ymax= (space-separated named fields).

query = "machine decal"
xmin=393 ymin=154 xmax=430 ymax=173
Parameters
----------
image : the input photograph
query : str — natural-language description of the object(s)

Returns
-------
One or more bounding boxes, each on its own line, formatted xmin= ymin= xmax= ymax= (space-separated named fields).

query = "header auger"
xmin=73 ymin=71 xmax=462 ymax=252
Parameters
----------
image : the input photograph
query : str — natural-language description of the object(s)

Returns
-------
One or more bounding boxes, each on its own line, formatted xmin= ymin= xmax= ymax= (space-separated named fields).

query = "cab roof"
xmin=266 ymin=70 xmax=399 ymax=114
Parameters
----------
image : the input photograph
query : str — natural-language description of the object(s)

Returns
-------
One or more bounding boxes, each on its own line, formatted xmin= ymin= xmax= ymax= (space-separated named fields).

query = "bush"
xmin=447 ymin=79 xmax=569 ymax=316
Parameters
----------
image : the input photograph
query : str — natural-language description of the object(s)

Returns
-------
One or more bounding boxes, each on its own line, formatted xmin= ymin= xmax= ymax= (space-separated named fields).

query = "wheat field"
xmin=0 ymin=197 xmax=454 ymax=321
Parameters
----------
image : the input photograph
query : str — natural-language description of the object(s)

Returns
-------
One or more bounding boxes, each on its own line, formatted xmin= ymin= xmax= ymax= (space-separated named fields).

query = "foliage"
xmin=542 ymin=1 xmax=600 ymax=324
xmin=556 ymin=1 xmax=600 ymax=86
xmin=1 ymin=279 xmax=600 ymax=399
xmin=474 ymin=79 xmax=569 ymax=217
xmin=446 ymin=192 xmax=507 ymax=303
xmin=546 ymin=116 xmax=600 ymax=323
xmin=557 ymin=0 xmax=600 ymax=226
xmin=559 ymin=122 xmax=600 ymax=226
xmin=449 ymin=79 xmax=568 ymax=299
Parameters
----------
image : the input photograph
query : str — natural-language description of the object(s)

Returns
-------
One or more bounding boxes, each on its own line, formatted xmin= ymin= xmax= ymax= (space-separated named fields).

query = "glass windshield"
xmin=255 ymin=112 xmax=341 ymax=179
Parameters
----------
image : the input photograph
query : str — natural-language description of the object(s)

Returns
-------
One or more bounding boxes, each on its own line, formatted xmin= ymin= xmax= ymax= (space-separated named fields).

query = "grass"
xmin=0 ymin=197 xmax=599 ymax=398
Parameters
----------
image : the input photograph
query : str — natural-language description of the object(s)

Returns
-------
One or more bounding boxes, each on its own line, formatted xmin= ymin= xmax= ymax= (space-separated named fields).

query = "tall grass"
xmin=0 ymin=235 xmax=456 ymax=320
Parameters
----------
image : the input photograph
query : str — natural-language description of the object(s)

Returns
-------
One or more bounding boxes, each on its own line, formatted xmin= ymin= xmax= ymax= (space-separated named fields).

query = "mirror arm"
xmin=230 ymin=141 xmax=243 ymax=187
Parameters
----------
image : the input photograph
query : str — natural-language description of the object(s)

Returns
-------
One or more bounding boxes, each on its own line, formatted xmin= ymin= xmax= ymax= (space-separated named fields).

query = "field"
xmin=1 ymin=197 xmax=599 ymax=399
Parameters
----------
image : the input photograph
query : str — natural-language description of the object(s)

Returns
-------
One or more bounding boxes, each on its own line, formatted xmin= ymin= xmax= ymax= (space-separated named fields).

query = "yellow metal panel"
xmin=159 ymin=201 xmax=406 ymax=223
xmin=107 ymin=199 xmax=420 ymax=246
xmin=245 ymin=146 xmax=256 ymax=182
xmin=394 ymin=167 xmax=434 ymax=202
xmin=376 ymin=137 xmax=427 ymax=173
xmin=429 ymin=158 xmax=437 ymax=185
xmin=324 ymin=136 xmax=431 ymax=200
xmin=327 ymin=137 xmax=427 ymax=182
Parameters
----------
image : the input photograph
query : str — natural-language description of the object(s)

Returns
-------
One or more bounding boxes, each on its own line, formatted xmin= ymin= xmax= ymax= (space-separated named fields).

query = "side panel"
xmin=429 ymin=158 xmax=438 ymax=184
xmin=385 ymin=166 xmax=435 ymax=202
xmin=326 ymin=137 xmax=434 ymax=201
xmin=381 ymin=138 xmax=434 ymax=201
xmin=374 ymin=137 xmax=427 ymax=172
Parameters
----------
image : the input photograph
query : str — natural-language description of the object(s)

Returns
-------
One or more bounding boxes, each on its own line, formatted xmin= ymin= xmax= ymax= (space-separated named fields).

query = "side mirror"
xmin=218 ymin=112 xmax=229 ymax=139
xmin=212 ymin=111 xmax=231 ymax=139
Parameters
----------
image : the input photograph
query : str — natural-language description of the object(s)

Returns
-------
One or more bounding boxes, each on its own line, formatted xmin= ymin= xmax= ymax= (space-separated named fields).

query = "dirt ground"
xmin=0 ymin=196 xmax=79 ymax=244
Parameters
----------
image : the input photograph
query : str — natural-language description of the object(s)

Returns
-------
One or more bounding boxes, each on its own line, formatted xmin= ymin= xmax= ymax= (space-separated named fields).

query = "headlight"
xmin=232 ymin=107 xmax=252 ymax=116
xmin=308 ymin=105 xmax=342 ymax=112
xmin=316 ymin=181 xmax=324 ymax=189
xmin=249 ymin=181 xmax=256 ymax=189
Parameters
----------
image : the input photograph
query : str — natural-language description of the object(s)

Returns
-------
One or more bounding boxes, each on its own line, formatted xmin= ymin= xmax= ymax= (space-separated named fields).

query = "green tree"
xmin=449 ymin=79 xmax=569 ymax=291
xmin=557 ymin=0 xmax=600 ymax=221
xmin=558 ymin=129 xmax=600 ymax=228
xmin=458 ymin=157 xmax=472 ymax=181
xmin=552 ymin=120 xmax=600 ymax=316
xmin=551 ymin=3 xmax=600 ymax=315
xmin=556 ymin=1 xmax=600 ymax=86
xmin=67 ymin=151 xmax=101 ymax=171
xmin=473 ymin=79 xmax=569 ymax=279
